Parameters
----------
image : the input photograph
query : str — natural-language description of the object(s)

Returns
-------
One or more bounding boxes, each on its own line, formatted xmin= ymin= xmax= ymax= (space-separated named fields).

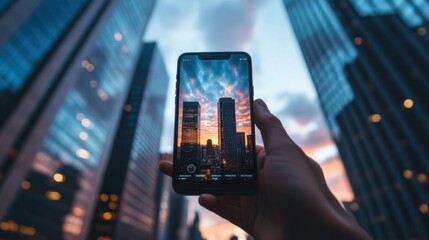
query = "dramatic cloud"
xmin=197 ymin=0 xmax=266 ymax=50
xmin=177 ymin=55 xmax=251 ymax=145
xmin=276 ymin=92 xmax=332 ymax=149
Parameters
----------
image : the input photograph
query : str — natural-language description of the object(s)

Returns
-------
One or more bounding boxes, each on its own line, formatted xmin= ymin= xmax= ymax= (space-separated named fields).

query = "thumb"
xmin=253 ymin=99 xmax=294 ymax=153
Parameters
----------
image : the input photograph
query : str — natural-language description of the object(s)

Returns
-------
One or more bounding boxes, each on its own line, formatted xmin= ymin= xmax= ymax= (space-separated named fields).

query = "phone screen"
xmin=174 ymin=52 xmax=256 ymax=193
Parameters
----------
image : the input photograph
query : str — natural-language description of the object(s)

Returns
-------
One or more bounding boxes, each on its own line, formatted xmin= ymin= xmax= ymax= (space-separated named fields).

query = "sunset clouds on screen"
xmin=178 ymin=55 xmax=251 ymax=145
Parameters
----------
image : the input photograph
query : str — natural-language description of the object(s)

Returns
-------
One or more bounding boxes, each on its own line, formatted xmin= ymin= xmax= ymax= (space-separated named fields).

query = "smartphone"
xmin=173 ymin=52 xmax=257 ymax=195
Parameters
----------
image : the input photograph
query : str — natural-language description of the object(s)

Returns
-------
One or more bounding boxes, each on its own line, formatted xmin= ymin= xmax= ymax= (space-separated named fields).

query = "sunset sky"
xmin=144 ymin=0 xmax=353 ymax=239
xmin=178 ymin=55 xmax=252 ymax=146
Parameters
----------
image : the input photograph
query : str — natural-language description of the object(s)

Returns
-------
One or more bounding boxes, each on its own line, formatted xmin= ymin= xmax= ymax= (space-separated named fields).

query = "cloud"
xmin=275 ymin=92 xmax=333 ymax=149
xmin=178 ymin=55 xmax=252 ymax=145
xmin=197 ymin=0 xmax=266 ymax=50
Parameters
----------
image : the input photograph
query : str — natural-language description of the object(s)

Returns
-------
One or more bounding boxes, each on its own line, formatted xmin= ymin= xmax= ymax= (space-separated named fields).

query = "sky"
xmin=144 ymin=0 xmax=353 ymax=239
xmin=178 ymin=55 xmax=251 ymax=146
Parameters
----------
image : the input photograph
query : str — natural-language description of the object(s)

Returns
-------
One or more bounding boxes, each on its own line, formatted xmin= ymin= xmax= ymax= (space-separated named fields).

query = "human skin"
xmin=159 ymin=99 xmax=370 ymax=240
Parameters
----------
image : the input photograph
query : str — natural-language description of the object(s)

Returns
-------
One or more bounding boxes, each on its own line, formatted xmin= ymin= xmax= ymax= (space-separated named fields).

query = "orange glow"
xmin=20 ymin=226 xmax=36 ymax=236
xmin=403 ymin=99 xmax=413 ymax=108
xmin=319 ymin=157 xmax=354 ymax=201
xmin=403 ymin=169 xmax=413 ymax=179
xmin=108 ymin=202 xmax=117 ymax=210
xmin=53 ymin=173 xmax=65 ymax=183
xmin=200 ymin=222 xmax=248 ymax=240
xmin=0 ymin=222 xmax=9 ymax=231
xmin=110 ymin=194 xmax=119 ymax=202
xmin=418 ymin=27 xmax=426 ymax=36
xmin=97 ymin=237 xmax=112 ymax=240
xmin=73 ymin=207 xmax=85 ymax=217
xmin=124 ymin=104 xmax=132 ymax=112
xmin=100 ymin=194 xmax=109 ymax=202
xmin=354 ymin=37 xmax=363 ymax=45
xmin=8 ymin=221 xmax=18 ymax=232
xmin=102 ymin=212 xmax=113 ymax=220
xmin=368 ymin=114 xmax=381 ymax=123
xmin=21 ymin=181 xmax=31 ymax=190
xmin=419 ymin=204 xmax=428 ymax=214
xmin=417 ymin=173 xmax=427 ymax=183
xmin=178 ymin=98 xmax=252 ymax=146
xmin=46 ymin=191 xmax=61 ymax=201
xmin=350 ymin=202 xmax=359 ymax=211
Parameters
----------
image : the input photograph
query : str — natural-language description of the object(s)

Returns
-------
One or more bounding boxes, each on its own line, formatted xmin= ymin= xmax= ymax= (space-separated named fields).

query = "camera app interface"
xmin=177 ymin=53 xmax=255 ymax=181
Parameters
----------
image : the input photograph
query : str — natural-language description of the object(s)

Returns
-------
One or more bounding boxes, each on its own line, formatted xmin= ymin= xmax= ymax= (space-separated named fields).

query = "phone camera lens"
xmin=187 ymin=164 xmax=196 ymax=173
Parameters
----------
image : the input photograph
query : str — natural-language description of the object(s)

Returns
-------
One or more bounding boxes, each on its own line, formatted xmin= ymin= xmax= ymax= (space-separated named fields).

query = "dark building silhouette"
xmin=0 ymin=165 xmax=80 ymax=239
xmin=0 ymin=1 xmax=155 ymax=239
xmin=285 ymin=0 xmax=429 ymax=238
xmin=247 ymin=135 xmax=253 ymax=154
xmin=188 ymin=212 xmax=203 ymax=240
xmin=236 ymin=132 xmax=246 ymax=173
xmin=206 ymin=139 xmax=214 ymax=155
xmin=218 ymin=98 xmax=238 ymax=174
xmin=89 ymin=42 xmax=168 ymax=239
xmin=180 ymin=102 xmax=201 ymax=174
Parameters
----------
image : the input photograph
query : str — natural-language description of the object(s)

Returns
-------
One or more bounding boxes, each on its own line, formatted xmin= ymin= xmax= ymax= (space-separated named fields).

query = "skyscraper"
xmin=206 ymin=139 xmax=214 ymax=155
xmin=0 ymin=1 xmax=155 ymax=239
xmin=236 ymin=132 xmax=246 ymax=173
xmin=218 ymin=98 xmax=238 ymax=174
xmin=180 ymin=102 xmax=201 ymax=173
xmin=285 ymin=0 xmax=429 ymax=238
xmin=181 ymin=102 xmax=201 ymax=145
xmin=89 ymin=42 xmax=168 ymax=239
xmin=247 ymin=135 xmax=253 ymax=155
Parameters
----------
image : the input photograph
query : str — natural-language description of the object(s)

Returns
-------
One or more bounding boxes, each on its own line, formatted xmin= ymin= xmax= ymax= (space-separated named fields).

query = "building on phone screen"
xmin=180 ymin=102 xmax=201 ymax=174
xmin=218 ymin=98 xmax=238 ymax=175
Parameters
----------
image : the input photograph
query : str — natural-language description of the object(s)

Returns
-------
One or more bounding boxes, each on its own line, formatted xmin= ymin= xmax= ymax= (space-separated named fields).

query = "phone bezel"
xmin=173 ymin=52 xmax=258 ymax=195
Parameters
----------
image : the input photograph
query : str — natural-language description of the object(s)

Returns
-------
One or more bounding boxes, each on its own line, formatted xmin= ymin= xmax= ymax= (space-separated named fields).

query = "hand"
xmin=159 ymin=99 xmax=370 ymax=239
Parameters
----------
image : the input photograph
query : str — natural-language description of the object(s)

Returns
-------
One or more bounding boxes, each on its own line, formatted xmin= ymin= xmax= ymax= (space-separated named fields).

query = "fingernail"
xmin=255 ymin=99 xmax=268 ymax=109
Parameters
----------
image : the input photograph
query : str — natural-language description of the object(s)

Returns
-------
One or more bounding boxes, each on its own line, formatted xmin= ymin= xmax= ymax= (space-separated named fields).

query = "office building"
xmin=156 ymin=154 xmax=188 ymax=240
xmin=89 ymin=42 xmax=168 ymax=239
xmin=180 ymin=102 xmax=201 ymax=173
xmin=284 ymin=0 xmax=429 ymax=238
xmin=236 ymin=132 xmax=246 ymax=173
xmin=218 ymin=98 xmax=238 ymax=174
xmin=247 ymin=135 xmax=253 ymax=155
xmin=0 ymin=1 xmax=155 ymax=239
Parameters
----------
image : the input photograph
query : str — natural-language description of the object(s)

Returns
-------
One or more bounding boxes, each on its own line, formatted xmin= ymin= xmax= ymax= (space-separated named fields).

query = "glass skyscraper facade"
xmin=283 ymin=0 xmax=357 ymax=137
xmin=284 ymin=0 xmax=429 ymax=238
xmin=0 ymin=1 xmax=155 ymax=239
xmin=89 ymin=42 xmax=168 ymax=240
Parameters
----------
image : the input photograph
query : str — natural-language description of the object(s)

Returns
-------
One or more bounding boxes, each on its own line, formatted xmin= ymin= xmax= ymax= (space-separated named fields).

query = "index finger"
xmin=253 ymin=99 xmax=296 ymax=153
